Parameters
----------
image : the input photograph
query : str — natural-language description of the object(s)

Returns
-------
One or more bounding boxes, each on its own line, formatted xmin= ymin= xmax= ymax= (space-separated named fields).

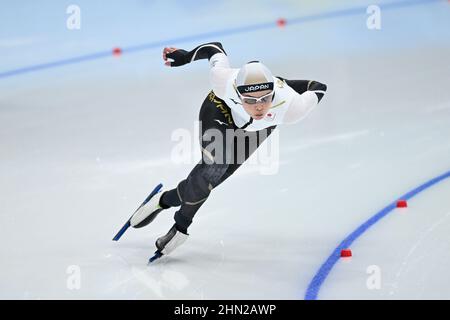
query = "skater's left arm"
xmin=283 ymin=79 xmax=327 ymax=102
xmin=282 ymin=78 xmax=327 ymax=124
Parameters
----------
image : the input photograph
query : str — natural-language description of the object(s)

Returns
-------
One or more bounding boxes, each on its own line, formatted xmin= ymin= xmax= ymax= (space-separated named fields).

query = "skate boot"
xmin=130 ymin=190 xmax=167 ymax=228
xmin=149 ymin=224 xmax=189 ymax=262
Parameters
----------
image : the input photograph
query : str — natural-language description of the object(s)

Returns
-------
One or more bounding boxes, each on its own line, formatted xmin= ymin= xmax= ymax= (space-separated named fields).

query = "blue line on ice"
xmin=0 ymin=0 xmax=441 ymax=79
xmin=304 ymin=168 xmax=450 ymax=300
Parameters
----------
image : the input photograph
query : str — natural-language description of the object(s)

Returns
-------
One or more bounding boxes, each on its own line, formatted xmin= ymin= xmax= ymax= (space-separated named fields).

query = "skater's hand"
xmin=162 ymin=47 xmax=190 ymax=67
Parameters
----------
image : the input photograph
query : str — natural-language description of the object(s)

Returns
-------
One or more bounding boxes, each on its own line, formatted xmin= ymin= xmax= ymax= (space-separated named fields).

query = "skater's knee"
xmin=200 ymin=163 xmax=229 ymax=188
xmin=190 ymin=164 xmax=227 ymax=194
xmin=175 ymin=173 xmax=211 ymax=207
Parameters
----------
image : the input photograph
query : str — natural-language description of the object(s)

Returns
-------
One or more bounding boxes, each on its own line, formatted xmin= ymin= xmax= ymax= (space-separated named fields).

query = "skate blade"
xmin=112 ymin=183 xmax=163 ymax=241
xmin=112 ymin=221 xmax=131 ymax=241
xmin=148 ymin=251 xmax=163 ymax=264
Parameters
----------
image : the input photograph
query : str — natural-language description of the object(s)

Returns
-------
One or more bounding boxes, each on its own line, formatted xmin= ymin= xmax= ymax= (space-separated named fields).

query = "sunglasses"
xmin=235 ymin=90 xmax=274 ymax=105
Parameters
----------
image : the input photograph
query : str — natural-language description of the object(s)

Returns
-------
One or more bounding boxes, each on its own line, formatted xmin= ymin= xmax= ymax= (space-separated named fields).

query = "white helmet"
xmin=235 ymin=61 xmax=274 ymax=95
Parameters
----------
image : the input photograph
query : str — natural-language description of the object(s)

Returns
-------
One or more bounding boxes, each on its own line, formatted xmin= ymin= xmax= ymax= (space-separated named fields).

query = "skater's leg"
xmin=172 ymin=93 xmax=278 ymax=232
xmin=154 ymin=92 xmax=277 ymax=257
xmin=158 ymin=91 xmax=233 ymax=211
xmin=160 ymin=124 xmax=276 ymax=210
xmin=173 ymin=162 xmax=230 ymax=232
xmin=159 ymin=189 xmax=181 ymax=208
xmin=151 ymin=92 xmax=233 ymax=257
xmin=170 ymin=92 xmax=239 ymax=232
xmin=131 ymin=92 xmax=233 ymax=228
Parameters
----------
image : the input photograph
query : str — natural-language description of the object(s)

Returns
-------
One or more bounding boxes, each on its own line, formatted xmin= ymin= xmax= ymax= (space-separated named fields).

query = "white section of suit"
xmin=209 ymin=53 xmax=320 ymax=131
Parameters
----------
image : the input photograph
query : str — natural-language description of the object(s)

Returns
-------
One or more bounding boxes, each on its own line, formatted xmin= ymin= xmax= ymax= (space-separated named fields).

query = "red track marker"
xmin=396 ymin=200 xmax=408 ymax=208
xmin=112 ymin=47 xmax=122 ymax=56
xmin=340 ymin=249 xmax=352 ymax=258
xmin=276 ymin=18 xmax=287 ymax=28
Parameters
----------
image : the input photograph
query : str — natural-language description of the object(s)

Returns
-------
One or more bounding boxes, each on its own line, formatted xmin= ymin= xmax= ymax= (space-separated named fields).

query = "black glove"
xmin=308 ymin=81 xmax=327 ymax=102
xmin=166 ymin=42 xmax=226 ymax=67
xmin=166 ymin=49 xmax=191 ymax=67
xmin=308 ymin=81 xmax=327 ymax=92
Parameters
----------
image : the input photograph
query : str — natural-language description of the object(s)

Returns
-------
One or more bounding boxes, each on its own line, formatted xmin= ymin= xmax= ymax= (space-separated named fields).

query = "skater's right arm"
xmin=162 ymin=43 xmax=236 ymax=99
xmin=162 ymin=42 xmax=226 ymax=67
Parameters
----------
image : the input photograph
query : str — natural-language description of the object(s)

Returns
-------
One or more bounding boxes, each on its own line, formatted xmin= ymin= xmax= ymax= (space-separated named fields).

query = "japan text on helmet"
xmin=235 ymin=61 xmax=274 ymax=94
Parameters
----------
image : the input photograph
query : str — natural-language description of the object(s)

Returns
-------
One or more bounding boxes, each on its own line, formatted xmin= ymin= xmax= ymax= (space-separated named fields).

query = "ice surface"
xmin=1 ymin=0 xmax=450 ymax=299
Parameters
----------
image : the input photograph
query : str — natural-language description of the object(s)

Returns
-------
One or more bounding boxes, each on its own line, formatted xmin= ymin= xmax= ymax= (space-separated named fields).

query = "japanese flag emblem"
xmin=266 ymin=112 xmax=276 ymax=121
